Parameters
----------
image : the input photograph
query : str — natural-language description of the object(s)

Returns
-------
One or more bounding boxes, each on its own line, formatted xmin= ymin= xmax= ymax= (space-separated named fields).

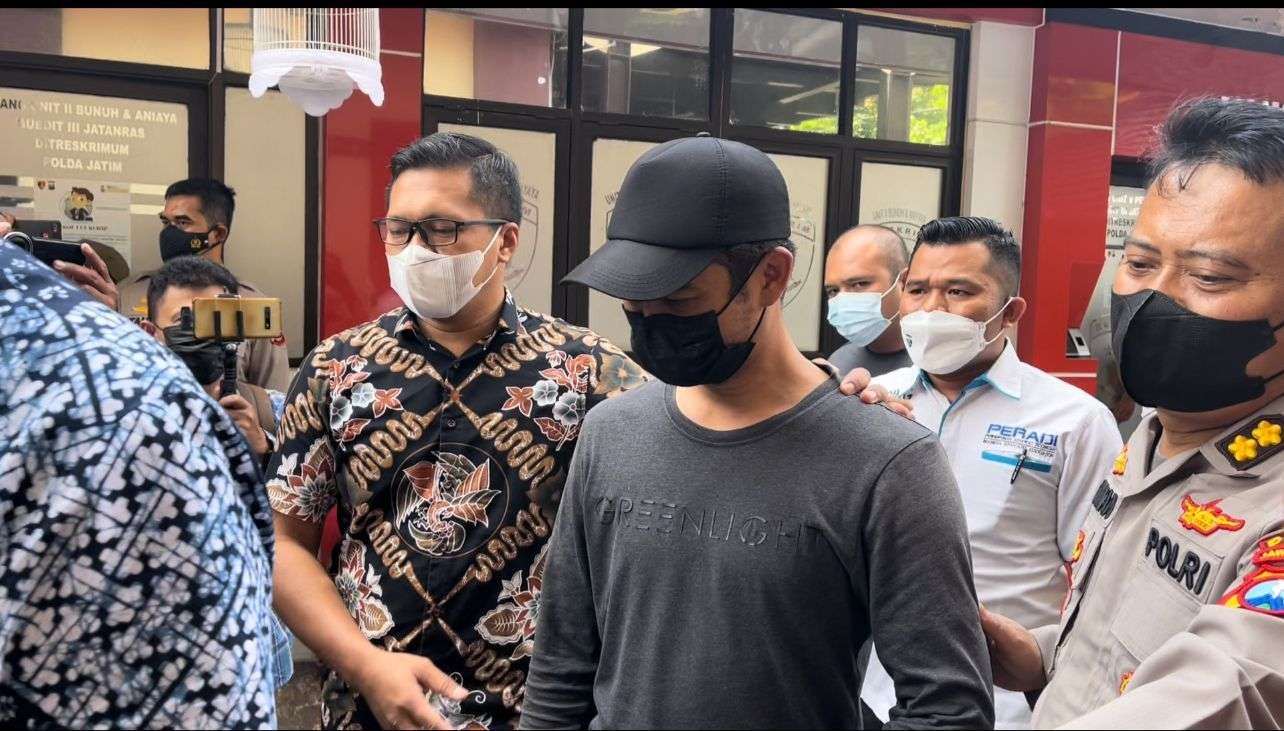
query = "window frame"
xmin=422 ymin=8 xmax=968 ymax=357
xmin=0 ymin=9 xmax=323 ymax=365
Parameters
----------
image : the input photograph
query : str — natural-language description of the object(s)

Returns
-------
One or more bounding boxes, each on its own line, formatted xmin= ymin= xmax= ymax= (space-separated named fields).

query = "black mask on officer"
xmin=159 ymin=225 xmax=219 ymax=262
xmin=1111 ymin=288 xmax=1284 ymax=412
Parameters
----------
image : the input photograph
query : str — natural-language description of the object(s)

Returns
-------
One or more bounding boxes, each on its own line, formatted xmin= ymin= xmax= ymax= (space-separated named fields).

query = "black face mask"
xmin=1111 ymin=289 xmax=1284 ymax=413
xmin=163 ymin=323 xmax=225 ymax=386
xmin=625 ymin=290 xmax=766 ymax=387
xmin=160 ymin=225 xmax=216 ymax=262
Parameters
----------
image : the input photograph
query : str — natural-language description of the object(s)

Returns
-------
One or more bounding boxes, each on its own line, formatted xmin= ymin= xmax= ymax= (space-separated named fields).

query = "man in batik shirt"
xmin=0 ymin=230 xmax=277 ymax=727
xmin=268 ymin=132 xmax=645 ymax=730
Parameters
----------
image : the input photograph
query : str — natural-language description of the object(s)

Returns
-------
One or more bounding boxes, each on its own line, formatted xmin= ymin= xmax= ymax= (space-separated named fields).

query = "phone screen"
xmin=13 ymin=219 xmax=63 ymax=239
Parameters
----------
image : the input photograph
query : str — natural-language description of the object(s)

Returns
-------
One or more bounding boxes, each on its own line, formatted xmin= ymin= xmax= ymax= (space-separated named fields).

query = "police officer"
xmin=117 ymin=178 xmax=290 ymax=392
xmin=982 ymin=97 xmax=1284 ymax=727
xmin=858 ymin=215 xmax=1121 ymax=729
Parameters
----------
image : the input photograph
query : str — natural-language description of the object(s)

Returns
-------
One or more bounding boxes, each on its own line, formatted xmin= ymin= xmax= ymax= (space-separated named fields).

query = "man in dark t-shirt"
xmin=521 ymin=136 xmax=993 ymax=730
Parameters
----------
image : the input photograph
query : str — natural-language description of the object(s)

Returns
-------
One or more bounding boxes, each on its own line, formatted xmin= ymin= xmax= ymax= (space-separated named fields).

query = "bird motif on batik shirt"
xmin=394 ymin=453 xmax=501 ymax=556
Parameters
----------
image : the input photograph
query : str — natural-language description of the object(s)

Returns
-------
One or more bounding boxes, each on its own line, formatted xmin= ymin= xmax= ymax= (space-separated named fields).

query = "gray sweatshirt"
xmin=521 ymin=379 xmax=993 ymax=730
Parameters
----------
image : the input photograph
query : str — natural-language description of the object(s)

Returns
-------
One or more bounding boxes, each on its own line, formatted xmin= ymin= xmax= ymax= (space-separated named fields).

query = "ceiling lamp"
xmin=249 ymin=8 xmax=385 ymax=117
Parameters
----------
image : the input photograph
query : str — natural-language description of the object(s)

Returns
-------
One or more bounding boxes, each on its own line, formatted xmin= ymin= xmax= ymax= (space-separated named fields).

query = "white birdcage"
xmin=249 ymin=8 xmax=385 ymax=117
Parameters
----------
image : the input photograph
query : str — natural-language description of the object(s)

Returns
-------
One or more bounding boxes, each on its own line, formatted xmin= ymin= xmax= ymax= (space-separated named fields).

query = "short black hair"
xmin=911 ymin=216 xmax=1021 ymax=297
xmin=147 ymin=255 xmax=239 ymax=320
xmin=388 ymin=132 xmax=522 ymax=224
xmin=70 ymin=186 xmax=94 ymax=201
xmin=1148 ymin=96 xmax=1284 ymax=192
xmin=165 ymin=178 xmax=236 ymax=229
xmin=713 ymin=239 xmax=799 ymax=296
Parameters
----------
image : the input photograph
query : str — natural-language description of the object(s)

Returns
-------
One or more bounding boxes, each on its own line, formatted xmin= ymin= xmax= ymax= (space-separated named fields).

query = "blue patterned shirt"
xmin=0 ymin=244 xmax=277 ymax=728
xmin=267 ymin=388 xmax=296 ymax=691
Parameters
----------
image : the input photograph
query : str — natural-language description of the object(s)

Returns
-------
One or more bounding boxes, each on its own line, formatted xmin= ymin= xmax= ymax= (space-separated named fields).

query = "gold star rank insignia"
xmin=1218 ymin=414 xmax=1284 ymax=470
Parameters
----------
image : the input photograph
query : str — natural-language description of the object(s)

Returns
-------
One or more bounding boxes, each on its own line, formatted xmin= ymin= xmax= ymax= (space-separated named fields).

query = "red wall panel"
xmin=321 ymin=7 xmax=424 ymax=337
xmin=1029 ymin=23 xmax=1118 ymax=127
xmin=1019 ymin=23 xmax=1118 ymax=392
xmin=1018 ymin=124 xmax=1114 ymax=385
xmin=1115 ymin=32 xmax=1284 ymax=158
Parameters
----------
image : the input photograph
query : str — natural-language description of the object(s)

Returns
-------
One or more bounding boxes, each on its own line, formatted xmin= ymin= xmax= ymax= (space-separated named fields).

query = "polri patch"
xmin=1144 ymin=526 xmax=1217 ymax=597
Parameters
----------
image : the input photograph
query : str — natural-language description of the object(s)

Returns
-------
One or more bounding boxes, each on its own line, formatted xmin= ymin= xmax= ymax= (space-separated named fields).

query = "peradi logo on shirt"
xmin=980 ymin=423 xmax=1059 ymax=473
xmin=985 ymin=423 xmax=1059 ymax=446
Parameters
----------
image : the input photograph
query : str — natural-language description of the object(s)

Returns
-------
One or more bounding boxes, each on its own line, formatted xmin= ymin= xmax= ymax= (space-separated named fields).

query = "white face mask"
xmin=387 ymin=226 xmax=502 ymax=319
xmin=901 ymin=297 xmax=1012 ymax=375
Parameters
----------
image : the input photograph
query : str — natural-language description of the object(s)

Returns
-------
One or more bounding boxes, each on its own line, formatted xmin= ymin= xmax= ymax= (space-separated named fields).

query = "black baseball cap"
xmin=563 ymin=134 xmax=790 ymax=301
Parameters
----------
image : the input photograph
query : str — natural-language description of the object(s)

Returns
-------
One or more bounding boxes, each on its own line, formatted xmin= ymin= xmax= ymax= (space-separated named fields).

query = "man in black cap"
xmin=521 ymin=135 xmax=993 ymax=730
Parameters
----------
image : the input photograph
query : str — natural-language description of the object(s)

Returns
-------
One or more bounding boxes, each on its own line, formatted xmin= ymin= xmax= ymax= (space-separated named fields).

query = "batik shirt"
xmin=266 ymin=293 xmax=645 ymax=729
xmin=0 ymin=244 xmax=277 ymax=728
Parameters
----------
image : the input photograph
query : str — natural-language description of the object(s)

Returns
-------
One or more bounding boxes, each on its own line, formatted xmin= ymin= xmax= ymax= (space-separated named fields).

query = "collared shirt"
xmin=0 ymin=244 xmax=277 ymax=728
xmin=863 ymin=342 xmax=1121 ymax=727
xmin=1031 ymin=398 xmax=1284 ymax=729
xmin=266 ymin=292 xmax=646 ymax=730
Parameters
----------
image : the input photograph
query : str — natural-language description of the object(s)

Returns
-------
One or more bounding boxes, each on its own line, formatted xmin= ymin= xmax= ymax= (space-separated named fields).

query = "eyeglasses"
xmin=372 ymin=217 xmax=509 ymax=250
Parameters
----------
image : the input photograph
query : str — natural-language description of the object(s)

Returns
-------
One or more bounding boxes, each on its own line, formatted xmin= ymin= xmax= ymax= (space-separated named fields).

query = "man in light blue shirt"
xmin=862 ymin=217 xmax=1122 ymax=729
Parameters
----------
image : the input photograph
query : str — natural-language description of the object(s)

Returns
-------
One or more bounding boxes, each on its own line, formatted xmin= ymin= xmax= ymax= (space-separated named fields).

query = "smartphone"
xmin=192 ymin=296 xmax=283 ymax=340
xmin=2 ymin=230 xmax=87 ymax=268
xmin=13 ymin=219 xmax=63 ymax=239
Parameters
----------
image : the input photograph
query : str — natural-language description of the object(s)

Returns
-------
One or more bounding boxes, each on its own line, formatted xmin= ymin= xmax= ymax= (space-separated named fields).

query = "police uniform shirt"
xmin=118 ymin=271 xmax=291 ymax=393
xmin=1031 ymin=396 xmax=1284 ymax=729
xmin=863 ymin=342 xmax=1122 ymax=727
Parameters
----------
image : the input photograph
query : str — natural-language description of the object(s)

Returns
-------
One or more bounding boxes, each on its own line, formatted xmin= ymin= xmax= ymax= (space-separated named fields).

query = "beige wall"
xmin=62 ymin=8 xmax=209 ymax=69
xmin=424 ymin=12 xmax=476 ymax=97
xmin=223 ymin=87 xmax=308 ymax=361
xmin=224 ymin=7 xmax=253 ymax=74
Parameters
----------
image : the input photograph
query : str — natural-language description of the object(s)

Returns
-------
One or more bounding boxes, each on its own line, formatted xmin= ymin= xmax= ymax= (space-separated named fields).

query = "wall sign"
xmin=1105 ymin=184 xmax=1145 ymax=262
xmin=0 ymin=86 xmax=188 ymax=269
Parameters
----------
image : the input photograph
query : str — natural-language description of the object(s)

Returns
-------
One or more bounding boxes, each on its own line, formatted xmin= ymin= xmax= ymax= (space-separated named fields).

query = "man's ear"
xmin=209 ymin=223 xmax=229 ymax=247
xmin=496 ymin=221 xmax=519 ymax=265
xmin=1003 ymin=296 xmax=1028 ymax=328
xmin=139 ymin=319 xmax=160 ymax=338
xmin=757 ymin=246 xmax=796 ymax=306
